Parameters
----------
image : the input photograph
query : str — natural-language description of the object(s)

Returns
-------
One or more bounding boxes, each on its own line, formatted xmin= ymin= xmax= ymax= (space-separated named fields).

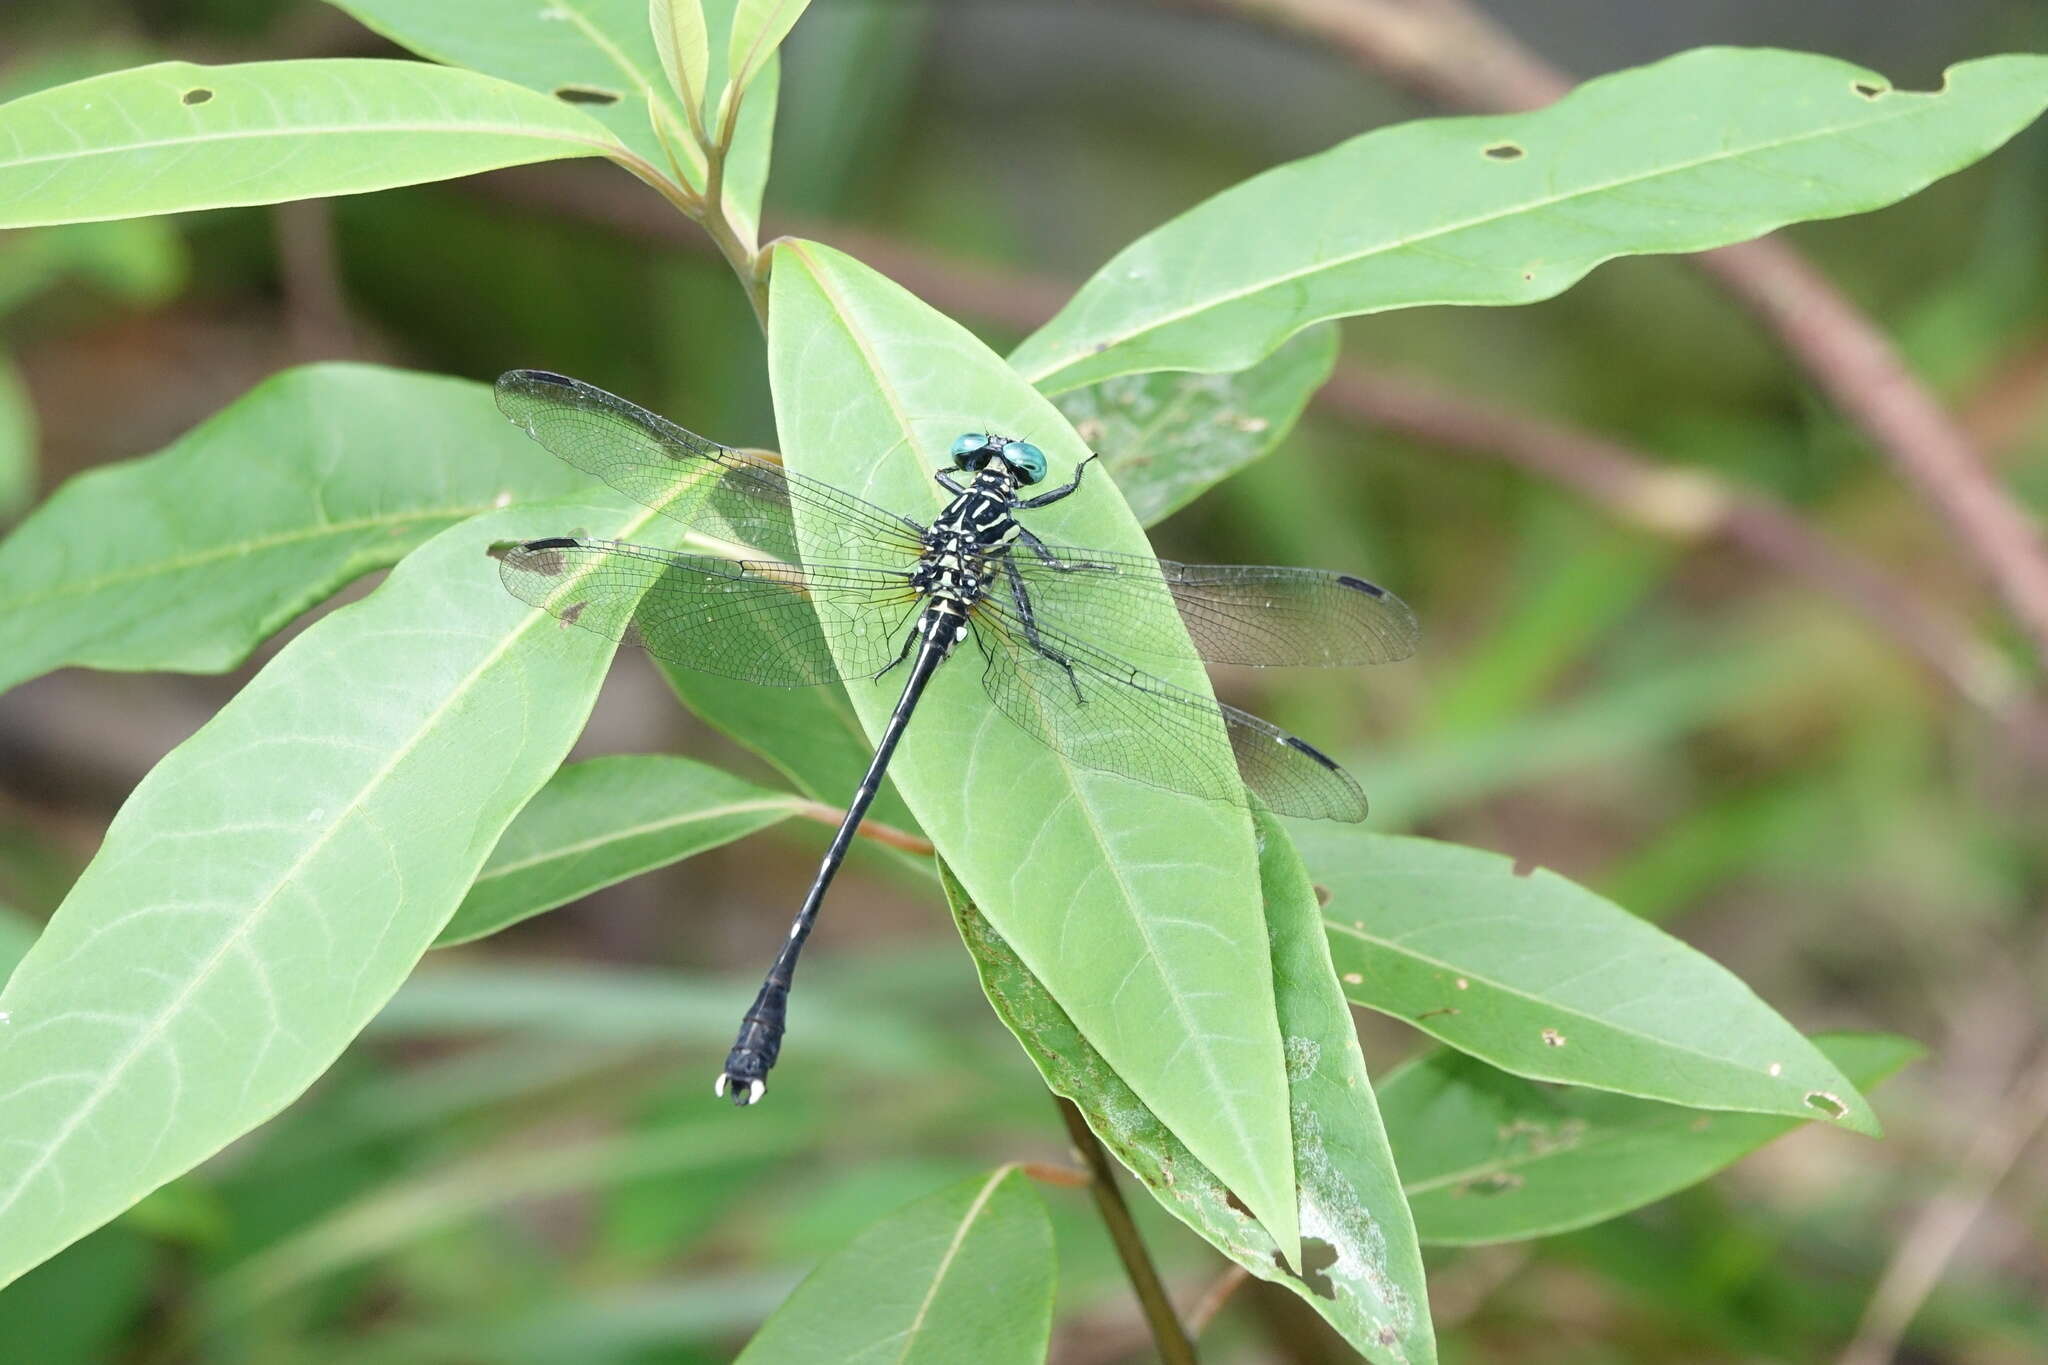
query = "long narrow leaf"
xmin=768 ymin=238 xmax=1301 ymax=1258
xmin=436 ymin=754 xmax=802 ymax=945
xmin=1011 ymin=50 xmax=2048 ymax=392
xmin=1293 ymin=826 xmax=1880 ymax=1134
xmin=0 ymin=365 xmax=591 ymax=697
xmin=1383 ymin=1033 xmax=1922 ymax=1243
xmin=0 ymin=60 xmax=627 ymax=228
xmin=0 ymin=488 xmax=679 ymax=1287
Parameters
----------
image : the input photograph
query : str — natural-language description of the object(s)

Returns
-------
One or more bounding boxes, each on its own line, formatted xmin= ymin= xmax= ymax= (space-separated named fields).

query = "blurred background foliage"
xmin=1 ymin=1 xmax=2045 ymax=1361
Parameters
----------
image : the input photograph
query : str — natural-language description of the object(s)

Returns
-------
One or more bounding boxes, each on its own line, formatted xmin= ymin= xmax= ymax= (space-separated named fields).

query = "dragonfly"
xmin=491 ymin=369 xmax=1418 ymax=1105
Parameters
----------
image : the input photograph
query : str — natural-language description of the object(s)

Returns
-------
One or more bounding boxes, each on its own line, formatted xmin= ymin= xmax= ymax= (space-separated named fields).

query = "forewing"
xmin=499 ymin=538 xmax=915 ymax=686
xmin=1000 ymin=547 xmax=1418 ymax=668
xmin=495 ymin=370 xmax=924 ymax=564
xmin=972 ymin=602 xmax=1368 ymax=821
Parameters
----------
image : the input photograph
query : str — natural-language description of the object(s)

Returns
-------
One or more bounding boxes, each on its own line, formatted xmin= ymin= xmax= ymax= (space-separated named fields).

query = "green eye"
xmin=1002 ymin=440 xmax=1048 ymax=484
xmin=950 ymin=433 xmax=987 ymax=461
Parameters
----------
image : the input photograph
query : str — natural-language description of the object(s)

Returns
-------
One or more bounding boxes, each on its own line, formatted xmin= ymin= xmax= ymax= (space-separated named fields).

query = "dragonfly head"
xmin=949 ymin=432 xmax=1047 ymax=485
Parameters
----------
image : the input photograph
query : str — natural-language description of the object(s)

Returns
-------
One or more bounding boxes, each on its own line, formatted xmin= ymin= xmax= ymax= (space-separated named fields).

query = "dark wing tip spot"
xmin=1335 ymin=574 xmax=1388 ymax=598
xmin=182 ymin=88 xmax=213 ymax=105
xmin=554 ymin=85 xmax=621 ymax=105
xmin=1283 ymin=735 xmax=1342 ymax=771
xmin=505 ymin=368 xmax=575 ymax=389
xmin=1483 ymin=141 xmax=1525 ymax=160
xmin=523 ymin=537 xmax=582 ymax=551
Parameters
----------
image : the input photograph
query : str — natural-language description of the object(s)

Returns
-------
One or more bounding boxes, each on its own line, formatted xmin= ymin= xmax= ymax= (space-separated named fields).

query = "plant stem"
xmin=1054 ymin=1095 xmax=1199 ymax=1365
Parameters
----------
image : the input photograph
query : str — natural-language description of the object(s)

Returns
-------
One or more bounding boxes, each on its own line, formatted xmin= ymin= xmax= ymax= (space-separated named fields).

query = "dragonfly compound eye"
xmin=1002 ymin=440 xmax=1048 ymax=484
xmin=950 ymin=432 xmax=989 ymax=466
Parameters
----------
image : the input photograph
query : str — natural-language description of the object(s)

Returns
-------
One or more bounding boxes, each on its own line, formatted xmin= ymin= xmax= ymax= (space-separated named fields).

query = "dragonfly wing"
xmin=1000 ymin=546 xmax=1418 ymax=667
xmin=972 ymin=601 xmax=1368 ymax=821
xmin=500 ymin=538 xmax=916 ymax=686
xmin=496 ymin=370 xmax=925 ymax=564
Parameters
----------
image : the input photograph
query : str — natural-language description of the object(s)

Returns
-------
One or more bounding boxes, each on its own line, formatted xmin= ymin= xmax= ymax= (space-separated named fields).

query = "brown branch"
xmin=271 ymin=199 xmax=355 ymax=362
xmin=1055 ymin=1095 xmax=1200 ymax=1365
xmin=1838 ymin=1042 xmax=2048 ymax=1365
xmin=1198 ymin=0 xmax=2048 ymax=671
xmin=464 ymin=163 xmax=2047 ymax=749
xmin=789 ymin=800 xmax=934 ymax=857
xmin=1317 ymin=369 xmax=2037 ymax=729
xmin=1186 ymin=1263 xmax=1251 ymax=1337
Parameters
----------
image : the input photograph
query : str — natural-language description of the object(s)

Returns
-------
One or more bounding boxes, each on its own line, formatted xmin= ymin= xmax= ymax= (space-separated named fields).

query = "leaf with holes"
xmin=769 ymin=238 xmax=1301 ymax=1258
xmin=947 ymin=827 xmax=1435 ymax=1364
xmin=1292 ymin=825 xmax=1881 ymax=1134
xmin=436 ymin=753 xmax=803 ymax=945
xmin=327 ymin=0 xmax=779 ymax=244
xmin=1383 ymin=1032 xmax=1921 ymax=1244
xmin=734 ymin=1167 xmax=1053 ymax=1365
xmin=0 ymin=364 xmax=592 ymax=697
xmin=0 ymin=59 xmax=628 ymax=228
xmin=1053 ymin=325 xmax=1338 ymax=525
xmin=1010 ymin=49 xmax=2048 ymax=392
xmin=0 ymin=488 xmax=687 ymax=1288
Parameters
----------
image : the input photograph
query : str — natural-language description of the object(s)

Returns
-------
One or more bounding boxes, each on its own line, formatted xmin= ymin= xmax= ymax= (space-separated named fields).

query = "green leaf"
xmin=0 ymin=1225 xmax=154 ymax=1365
xmin=0 ymin=59 xmax=628 ymax=229
xmin=649 ymin=0 xmax=711 ymax=122
xmin=212 ymin=1116 xmax=807 ymax=1313
xmin=768 ymin=238 xmax=1300 ymax=1258
xmin=0 ymin=363 xmax=591 ymax=697
xmin=327 ymin=0 xmax=777 ymax=244
xmin=0 ymin=488 xmax=679 ymax=1288
xmin=947 ymin=831 xmax=1436 ymax=1364
xmin=1293 ymin=826 xmax=1882 ymax=1134
xmin=0 ymin=352 xmax=33 ymax=521
xmin=1384 ymin=1032 xmax=1922 ymax=1244
xmin=371 ymin=961 xmax=949 ymax=1079
xmin=1052 ymin=325 xmax=1338 ymax=525
xmin=0 ymin=219 xmax=187 ymax=314
xmin=1011 ymin=49 xmax=2048 ymax=392
xmin=437 ymin=753 xmax=802 ymax=945
xmin=735 ymin=1168 xmax=1054 ymax=1365
xmin=723 ymin=0 xmax=810 ymax=113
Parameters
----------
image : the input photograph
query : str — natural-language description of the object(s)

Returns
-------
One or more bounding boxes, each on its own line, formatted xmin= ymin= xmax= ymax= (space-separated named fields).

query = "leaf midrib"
xmin=0 ymin=503 xmax=483 ymax=612
xmin=1021 ymin=88 xmax=1948 ymax=382
xmin=1324 ymin=914 xmax=1828 ymax=1106
xmin=0 ymin=119 xmax=621 ymax=174
xmin=890 ymin=1167 xmax=1011 ymax=1363
xmin=1398 ymin=1099 xmax=1740 ymax=1196
xmin=474 ymin=795 xmax=799 ymax=881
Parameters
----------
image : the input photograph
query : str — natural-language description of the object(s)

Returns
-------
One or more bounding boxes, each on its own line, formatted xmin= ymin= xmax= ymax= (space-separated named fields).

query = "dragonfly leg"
xmin=1003 ymin=556 xmax=1088 ymax=704
xmin=1013 ymin=525 xmax=1112 ymax=573
xmin=1016 ymin=452 xmax=1100 ymax=508
xmin=934 ymin=467 xmax=968 ymax=495
xmin=872 ymin=627 xmax=920 ymax=683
